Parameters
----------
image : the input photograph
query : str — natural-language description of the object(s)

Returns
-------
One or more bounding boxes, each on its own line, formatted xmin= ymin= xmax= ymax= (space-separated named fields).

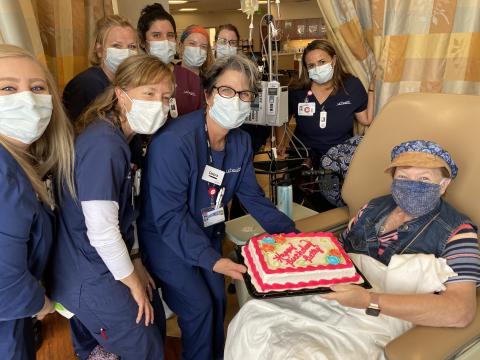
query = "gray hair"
xmin=202 ymin=54 xmax=260 ymax=95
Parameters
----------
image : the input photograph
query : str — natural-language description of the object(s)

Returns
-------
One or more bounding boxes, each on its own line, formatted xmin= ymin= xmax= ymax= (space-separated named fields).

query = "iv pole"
xmin=267 ymin=1 xmax=273 ymax=83
xmin=266 ymin=0 xmax=278 ymax=204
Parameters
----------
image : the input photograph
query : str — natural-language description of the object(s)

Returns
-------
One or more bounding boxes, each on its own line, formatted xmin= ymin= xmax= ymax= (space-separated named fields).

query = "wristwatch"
xmin=365 ymin=293 xmax=381 ymax=316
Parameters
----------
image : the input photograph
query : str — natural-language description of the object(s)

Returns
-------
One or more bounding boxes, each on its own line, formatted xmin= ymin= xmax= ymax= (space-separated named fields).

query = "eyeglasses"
xmin=213 ymin=86 xmax=257 ymax=103
xmin=216 ymin=38 xmax=239 ymax=47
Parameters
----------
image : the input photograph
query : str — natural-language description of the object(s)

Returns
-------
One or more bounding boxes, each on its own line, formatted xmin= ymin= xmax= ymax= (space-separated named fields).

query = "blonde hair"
xmin=90 ymin=15 xmax=137 ymax=66
xmin=0 ymin=44 xmax=75 ymax=206
xmin=77 ymin=54 xmax=175 ymax=134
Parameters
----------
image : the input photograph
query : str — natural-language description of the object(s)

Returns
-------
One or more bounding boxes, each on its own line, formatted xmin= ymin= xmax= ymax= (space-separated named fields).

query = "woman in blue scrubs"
xmin=0 ymin=44 xmax=75 ymax=360
xmin=279 ymin=39 xmax=374 ymax=211
xmin=283 ymin=39 xmax=373 ymax=159
xmin=138 ymin=54 xmax=297 ymax=360
xmin=50 ymin=54 xmax=174 ymax=360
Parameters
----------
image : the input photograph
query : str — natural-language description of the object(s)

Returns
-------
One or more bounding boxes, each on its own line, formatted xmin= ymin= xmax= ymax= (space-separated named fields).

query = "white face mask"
xmin=104 ymin=48 xmax=137 ymax=73
xmin=0 ymin=91 xmax=52 ymax=145
xmin=216 ymin=44 xmax=237 ymax=59
xmin=209 ymin=94 xmax=251 ymax=130
xmin=149 ymin=40 xmax=176 ymax=64
xmin=183 ymin=46 xmax=207 ymax=68
xmin=308 ymin=62 xmax=334 ymax=84
xmin=121 ymin=91 xmax=169 ymax=135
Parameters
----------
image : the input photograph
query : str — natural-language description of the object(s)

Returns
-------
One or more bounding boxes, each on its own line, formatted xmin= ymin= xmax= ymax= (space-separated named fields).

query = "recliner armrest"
xmin=295 ymin=207 xmax=350 ymax=234
xmin=385 ymin=290 xmax=480 ymax=360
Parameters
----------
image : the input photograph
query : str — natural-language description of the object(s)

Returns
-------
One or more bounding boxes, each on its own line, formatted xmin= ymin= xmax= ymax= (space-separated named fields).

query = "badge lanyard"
xmin=305 ymin=90 xmax=327 ymax=129
xmin=204 ymin=120 xmax=227 ymax=207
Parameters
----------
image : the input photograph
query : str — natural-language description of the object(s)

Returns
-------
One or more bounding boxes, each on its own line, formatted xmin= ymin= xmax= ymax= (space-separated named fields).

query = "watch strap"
xmin=365 ymin=292 xmax=381 ymax=316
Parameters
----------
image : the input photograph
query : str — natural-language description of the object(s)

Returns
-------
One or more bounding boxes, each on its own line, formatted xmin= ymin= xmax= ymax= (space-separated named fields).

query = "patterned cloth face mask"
xmin=391 ymin=179 xmax=442 ymax=217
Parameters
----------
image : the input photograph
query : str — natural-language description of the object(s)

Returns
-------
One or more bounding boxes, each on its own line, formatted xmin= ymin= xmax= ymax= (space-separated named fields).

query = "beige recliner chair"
xmin=295 ymin=92 xmax=480 ymax=360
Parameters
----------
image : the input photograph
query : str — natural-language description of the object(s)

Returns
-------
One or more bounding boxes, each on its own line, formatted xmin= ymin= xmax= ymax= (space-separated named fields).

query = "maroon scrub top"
xmin=173 ymin=64 xmax=204 ymax=116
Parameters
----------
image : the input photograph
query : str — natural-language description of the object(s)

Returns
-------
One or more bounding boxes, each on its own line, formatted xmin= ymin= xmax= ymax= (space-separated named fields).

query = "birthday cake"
xmin=242 ymin=232 xmax=362 ymax=293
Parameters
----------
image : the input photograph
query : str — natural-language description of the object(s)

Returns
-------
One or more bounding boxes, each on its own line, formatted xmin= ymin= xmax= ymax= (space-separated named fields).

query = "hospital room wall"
xmin=115 ymin=0 xmax=169 ymax=26
xmin=173 ymin=1 xmax=322 ymax=52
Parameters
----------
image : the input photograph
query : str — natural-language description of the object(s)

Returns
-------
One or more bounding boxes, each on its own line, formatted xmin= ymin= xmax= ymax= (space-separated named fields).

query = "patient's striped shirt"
xmin=341 ymin=206 xmax=480 ymax=285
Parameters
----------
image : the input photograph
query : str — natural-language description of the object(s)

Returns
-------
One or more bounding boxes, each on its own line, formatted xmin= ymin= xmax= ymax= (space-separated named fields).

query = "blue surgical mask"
xmin=209 ymin=94 xmax=251 ymax=130
xmin=149 ymin=40 xmax=176 ymax=64
xmin=0 ymin=91 xmax=52 ymax=144
xmin=308 ymin=63 xmax=334 ymax=84
xmin=216 ymin=44 xmax=237 ymax=59
xmin=104 ymin=48 xmax=137 ymax=73
xmin=183 ymin=46 xmax=207 ymax=68
xmin=391 ymin=179 xmax=442 ymax=217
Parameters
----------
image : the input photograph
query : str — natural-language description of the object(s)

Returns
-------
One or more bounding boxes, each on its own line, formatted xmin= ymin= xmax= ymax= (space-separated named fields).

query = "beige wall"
xmin=270 ymin=1 xmax=321 ymax=19
xmin=173 ymin=1 xmax=321 ymax=51
xmin=115 ymin=0 xmax=169 ymax=26
xmin=174 ymin=11 xmax=257 ymax=47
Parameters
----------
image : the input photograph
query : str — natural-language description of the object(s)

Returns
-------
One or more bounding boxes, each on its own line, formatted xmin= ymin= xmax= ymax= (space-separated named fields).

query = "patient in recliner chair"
xmin=225 ymin=140 xmax=479 ymax=360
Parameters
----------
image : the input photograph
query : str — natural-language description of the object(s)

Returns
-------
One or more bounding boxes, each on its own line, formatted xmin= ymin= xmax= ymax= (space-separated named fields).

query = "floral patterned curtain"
xmin=317 ymin=0 xmax=480 ymax=115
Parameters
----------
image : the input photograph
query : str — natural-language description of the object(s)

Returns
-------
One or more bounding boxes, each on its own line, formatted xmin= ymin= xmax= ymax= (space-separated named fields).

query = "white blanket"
xmin=225 ymin=254 xmax=456 ymax=360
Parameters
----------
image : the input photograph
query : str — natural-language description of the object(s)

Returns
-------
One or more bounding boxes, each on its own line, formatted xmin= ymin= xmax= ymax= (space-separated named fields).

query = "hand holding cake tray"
xmin=239 ymin=232 xmax=371 ymax=298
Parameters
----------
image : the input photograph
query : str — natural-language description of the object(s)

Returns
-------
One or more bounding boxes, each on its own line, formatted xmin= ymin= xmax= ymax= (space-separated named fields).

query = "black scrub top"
xmin=63 ymin=66 xmax=110 ymax=122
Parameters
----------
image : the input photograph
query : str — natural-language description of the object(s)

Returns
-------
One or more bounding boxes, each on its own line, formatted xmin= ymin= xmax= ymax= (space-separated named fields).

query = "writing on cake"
xmin=273 ymin=240 xmax=325 ymax=266
xmin=242 ymin=232 xmax=363 ymax=293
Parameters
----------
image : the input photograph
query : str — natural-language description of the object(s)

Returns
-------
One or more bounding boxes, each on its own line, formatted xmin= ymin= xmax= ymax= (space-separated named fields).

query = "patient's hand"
xmin=320 ymin=284 xmax=371 ymax=309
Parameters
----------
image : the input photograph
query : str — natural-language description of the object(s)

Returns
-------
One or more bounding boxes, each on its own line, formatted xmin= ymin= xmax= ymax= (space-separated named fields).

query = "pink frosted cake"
xmin=242 ymin=232 xmax=362 ymax=293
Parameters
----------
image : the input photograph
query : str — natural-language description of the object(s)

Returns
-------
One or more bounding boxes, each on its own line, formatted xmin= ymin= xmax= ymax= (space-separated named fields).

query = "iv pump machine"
xmin=245 ymin=80 xmax=288 ymax=127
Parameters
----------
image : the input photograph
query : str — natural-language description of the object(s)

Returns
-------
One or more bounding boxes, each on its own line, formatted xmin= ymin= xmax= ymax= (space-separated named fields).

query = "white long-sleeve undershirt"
xmin=81 ymin=200 xmax=134 ymax=280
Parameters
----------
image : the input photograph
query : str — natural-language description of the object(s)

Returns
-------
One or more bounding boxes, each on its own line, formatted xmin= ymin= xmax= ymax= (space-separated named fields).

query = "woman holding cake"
xmin=323 ymin=140 xmax=479 ymax=324
xmin=138 ymin=54 xmax=296 ymax=360
xmin=225 ymin=140 xmax=479 ymax=359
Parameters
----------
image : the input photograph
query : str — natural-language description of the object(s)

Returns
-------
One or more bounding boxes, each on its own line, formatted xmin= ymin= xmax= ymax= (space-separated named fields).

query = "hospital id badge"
xmin=133 ymin=169 xmax=141 ymax=197
xmin=319 ymin=110 xmax=327 ymax=129
xmin=298 ymin=102 xmax=316 ymax=116
xmin=202 ymin=165 xmax=225 ymax=186
xmin=201 ymin=206 xmax=225 ymax=227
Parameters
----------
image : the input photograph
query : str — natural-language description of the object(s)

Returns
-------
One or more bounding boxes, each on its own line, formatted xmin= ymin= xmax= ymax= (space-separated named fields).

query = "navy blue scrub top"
xmin=62 ymin=66 xmax=144 ymax=169
xmin=63 ymin=66 xmax=110 ymax=122
xmin=50 ymin=119 xmax=135 ymax=304
xmin=288 ymin=75 xmax=367 ymax=157
xmin=0 ymin=145 xmax=53 ymax=320
xmin=138 ymin=110 xmax=296 ymax=272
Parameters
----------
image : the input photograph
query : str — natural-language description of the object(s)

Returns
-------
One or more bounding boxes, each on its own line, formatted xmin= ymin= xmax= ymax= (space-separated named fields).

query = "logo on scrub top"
xmin=184 ymin=90 xmax=196 ymax=96
xmin=226 ymin=167 xmax=241 ymax=174
xmin=336 ymin=100 xmax=352 ymax=106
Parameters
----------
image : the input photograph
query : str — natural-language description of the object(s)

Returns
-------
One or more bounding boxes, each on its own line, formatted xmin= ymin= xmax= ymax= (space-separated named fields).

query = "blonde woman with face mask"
xmin=0 ymin=44 xmax=75 ymax=360
xmin=63 ymin=15 xmax=138 ymax=122
xmin=49 ymin=55 xmax=173 ymax=360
